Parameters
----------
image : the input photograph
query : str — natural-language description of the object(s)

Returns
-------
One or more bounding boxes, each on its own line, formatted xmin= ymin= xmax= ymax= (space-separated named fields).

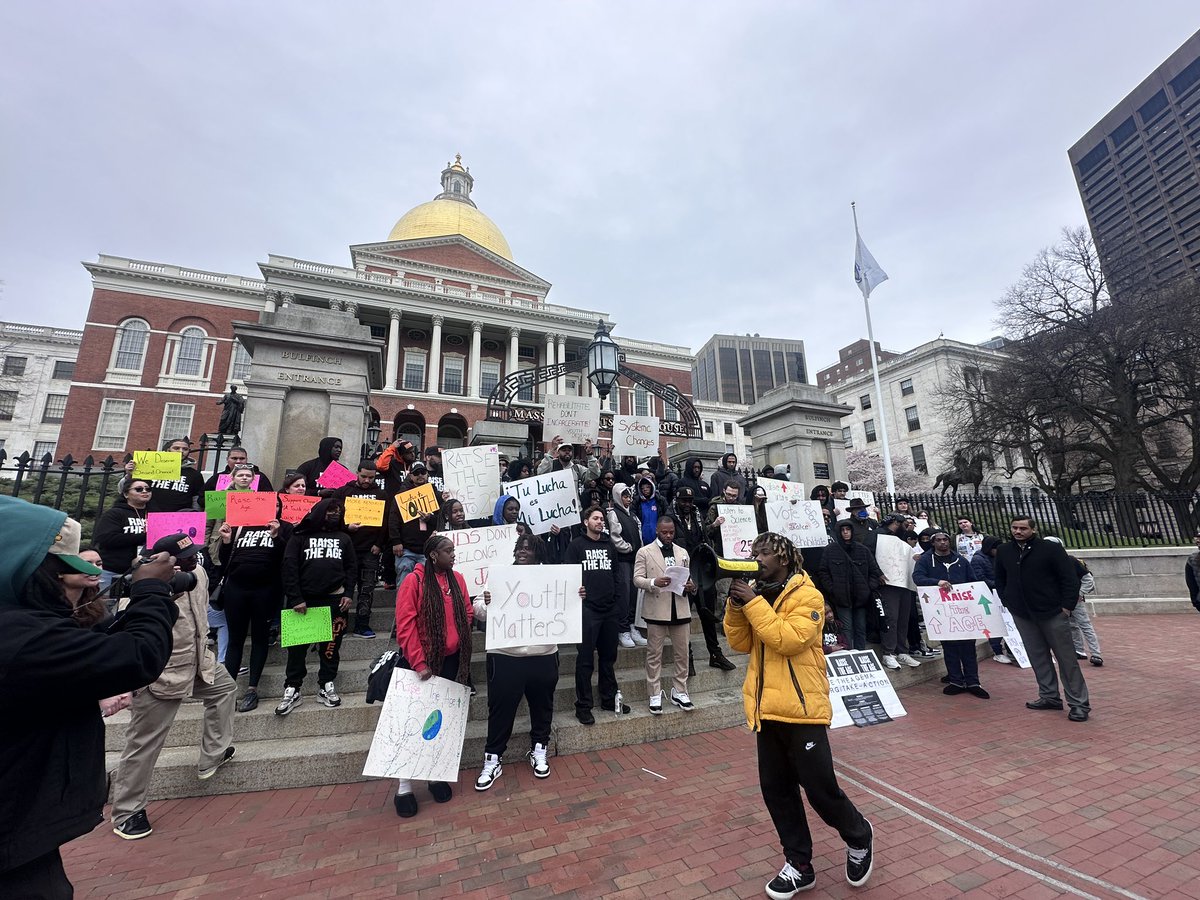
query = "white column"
xmin=469 ymin=321 xmax=483 ymax=397
xmin=508 ymin=327 xmax=520 ymax=376
xmin=385 ymin=309 xmax=401 ymax=391
xmin=544 ymin=334 xmax=556 ymax=401
xmin=428 ymin=315 xmax=444 ymax=394
xmin=556 ymin=335 xmax=567 ymax=394
xmin=264 ymin=289 xmax=278 ymax=315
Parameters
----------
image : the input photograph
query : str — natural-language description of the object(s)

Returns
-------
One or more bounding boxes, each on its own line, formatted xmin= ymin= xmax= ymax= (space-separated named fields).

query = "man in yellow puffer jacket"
xmin=725 ymin=532 xmax=875 ymax=898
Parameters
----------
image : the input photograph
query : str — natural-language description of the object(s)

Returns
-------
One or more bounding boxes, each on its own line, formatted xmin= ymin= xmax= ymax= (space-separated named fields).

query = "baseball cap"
xmin=147 ymin=533 xmax=199 ymax=560
xmin=48 ymin=517 xmax=103 ymax=575
xmin=676 ymin=486 xmax=695 ymax=499
xmin=424 ymin=445 xmax=442 ymax=456
xmin=396 ymin=439 xmax=415 ymax=453
xmin=410 ymin=461 xmax=429 ymax=474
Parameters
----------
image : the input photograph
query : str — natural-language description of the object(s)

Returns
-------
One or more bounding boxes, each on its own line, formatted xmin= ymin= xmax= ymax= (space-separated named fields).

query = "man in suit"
xmin=633 ymin=515 xmax=698 ymax=714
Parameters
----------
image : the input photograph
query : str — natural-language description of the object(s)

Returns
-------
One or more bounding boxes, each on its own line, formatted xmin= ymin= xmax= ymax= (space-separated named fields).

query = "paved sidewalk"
xmin=68 ymin=614 xmax=1200 ymax=899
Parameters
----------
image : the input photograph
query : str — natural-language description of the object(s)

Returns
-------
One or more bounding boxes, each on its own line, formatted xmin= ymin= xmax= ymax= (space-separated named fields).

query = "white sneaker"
xmin=881 ymin=655 xmax=901 ymax=670
xmin=630 ymin=629 xmax=648 ymax=647
xmin=274 ymin=686 xmax=302 ymax=716
xmin=992 ymin=653 xmax=1013 ymax=664
xmin=618 ymin=631 xmax=636 ymax=649
xmin=475 ymin=753 xmax=502 ymax=791
xmin=895 ymin=654 xmax=921 ymax=668
xmin=649 ymin=691 xmax=663 ymax=715
xmin=318 ymin=681 xmax=341 ymax=707
xmin=670 ymin=689 xmax=694 ymax=711
xmin=528 ymin=743 xmax=550 ymax=778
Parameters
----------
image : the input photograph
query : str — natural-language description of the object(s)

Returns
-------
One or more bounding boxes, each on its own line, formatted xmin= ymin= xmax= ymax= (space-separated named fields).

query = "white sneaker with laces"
xmin=881 ymin=654 xmax=901 ymax=670
xmin=318 ymin=681 xmax=341 ymax=707
xmin=649 ymin=691 xmax=663 ymax=715
xmin=274 ymin=686 xmax=302 ymax=716
xmin=895 ymin=653 xmax=921 ymax=668
xmin=630 ymin=630 xmax=648 ymax=647
xmin=528 ymin=743 xmax=550 ymax=778
xmin=992 ymin=653 xmax=1013 ymax=664
xmin=670 ymin=689 xmax=694 ymax=711
xmin=618 ymin=631 xmax=636 ymax=649
xmin=475 ymin=753 xmax=502 ymax=791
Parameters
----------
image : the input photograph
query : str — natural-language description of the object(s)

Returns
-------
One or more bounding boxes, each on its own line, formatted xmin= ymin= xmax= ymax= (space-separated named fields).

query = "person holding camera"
xmin=110 ymin=533 xmax=238 ymax=840
xmin=93 ymin=476 xmax=152 ymax=600
xmin=0 ymin=498 xmax=180 ymax=898
xmin=724 ymin=532 xmax=874 ymax=897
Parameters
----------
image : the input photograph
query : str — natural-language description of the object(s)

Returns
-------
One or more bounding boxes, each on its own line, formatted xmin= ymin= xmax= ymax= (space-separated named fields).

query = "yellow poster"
xmin=133 ymin=451 xmax=182 ymax=481
xmin=395 ymin=483 xmax=439 ymax=523
xmin=344 ymin=497 xmax=386 ymax=527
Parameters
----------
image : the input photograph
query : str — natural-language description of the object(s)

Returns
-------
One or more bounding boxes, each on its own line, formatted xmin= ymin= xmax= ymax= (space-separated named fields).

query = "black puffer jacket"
xmin=816 ymin=537 xmax=883 ymax=609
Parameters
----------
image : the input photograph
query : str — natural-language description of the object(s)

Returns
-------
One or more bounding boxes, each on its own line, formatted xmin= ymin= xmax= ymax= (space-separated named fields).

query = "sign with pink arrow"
xmin=916 ymin=580 xmax=1009 ymax=643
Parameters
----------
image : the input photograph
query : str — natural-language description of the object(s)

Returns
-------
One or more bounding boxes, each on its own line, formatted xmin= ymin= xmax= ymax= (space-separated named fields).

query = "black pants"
xmin=576 ymin=605 xmax=619 ymax=711
xmin=284 ymin=597 xmax=348 ymax=688
xmin=614 ymin=559 xmax=635 ymax=631
xmin=0 ymin=848 xmax=72 ymax=900
xmin=485 ymin=652 xmax=558 ymax=756
xmin=757 ymin=721 xmax=871 ymax=870
xmin=942 ymin=640 xmax=979 ymax=686
xmin=224 ymin=579 xmax=277 ymax=687
xmin=695 ymin=601 xmax=722 ymax=656
xmin=352 ymin=551 xmax=381 ymax=629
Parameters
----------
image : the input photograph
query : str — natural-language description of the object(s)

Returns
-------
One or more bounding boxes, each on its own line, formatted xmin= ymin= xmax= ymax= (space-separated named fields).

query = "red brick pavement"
xmin=66 ymin=614 xmax=1200 ymax=899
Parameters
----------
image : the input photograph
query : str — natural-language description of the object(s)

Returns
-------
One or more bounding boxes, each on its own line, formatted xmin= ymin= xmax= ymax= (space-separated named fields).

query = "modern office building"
xmin=815 ymin=339 xmax=900 ymax=389
xmin=692 ymin=334 xmax=806 ymax=406
xmin=1069 ymin=29 xmax=1200 ymax=287
xmin=0 ymin=321 xmax=82 ymax=460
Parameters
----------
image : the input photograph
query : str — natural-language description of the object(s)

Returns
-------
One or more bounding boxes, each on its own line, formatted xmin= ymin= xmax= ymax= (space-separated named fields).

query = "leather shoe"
xmin=428 ymin=781 xmax=453 ymax=803
xmin=943 ymin=684 xmax=966 ymax=695
xmin=709 ymin=652 xmax=737 ymax=671
xmin=394 ymin=793 xmax=417 ymax=817
xmin=575 ymin=708 xmax=595 ymax=726
xmin=1068 ymin=708 xmax=1089 ymax=722
xmin=1026 ymin=698 xmax=1064 ymax=710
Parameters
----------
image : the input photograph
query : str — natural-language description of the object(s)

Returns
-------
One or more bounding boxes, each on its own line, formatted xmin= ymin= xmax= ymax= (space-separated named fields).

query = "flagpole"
xmin=852 ymin=202 xmax=896 ymax=497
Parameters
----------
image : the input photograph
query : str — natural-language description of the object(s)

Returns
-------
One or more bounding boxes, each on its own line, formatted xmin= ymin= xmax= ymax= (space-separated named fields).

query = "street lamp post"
xmin=586 ymin=320 xmax=620 ymax=401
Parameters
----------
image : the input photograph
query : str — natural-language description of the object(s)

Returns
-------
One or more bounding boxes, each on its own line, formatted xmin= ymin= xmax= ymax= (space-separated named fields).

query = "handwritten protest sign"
xmin=279 ymin=494 xmax=318 ymax=524
xmin=544 ymin=394 xmax=601 ymax=444
xmin=226 ymin=492 xmax=277 ymax=526
xmin=998 ymin=606 xmax=1030 ymax=668
xmin=826 ymin=650 xmax=907 ymax=728
xmin=758 ymin=478 xmax=806 ymax=502
xmin=765 ymin=500 xmax=828 ymax=549
xmin=874 ymin=533 xmax=914 ymax=587
xmin=442 ymin=445 xmax=501 ymax=521
xmin=719 ymin=505 xmax=758 ymax=559
xmin=848 ymin=489 xmax=875 ymax=507
xmin=505 ymin=470 xmax=581 ymax=535
xmin=916 ymin=580 xmax=1008 ymax=643
xmin=612 ymin=415 xmax=660 ymax=457
xmin=395 ymin=483 xmax=440 ymax=523
xmin=483 ymin=564 xmax=583 ymax=650
xmin=146 ymin=511 xmax=206 ymax=547
xmin=133 ymin=451 xmax=181 ymax=481
xmin=344 ymin=497 xmax=385 ymax=527
xmin=205 ymin=491 xmax=227 ymax=519
xmin=317 ymin=460 xmax=356 ymax=490
xmin=215 ymin=472 xmax=261 ymax=491
xmin=280 ymin=606 xmax=333 ymax=647
xmin=363 ymin=669 xmax=470 ymax=782
xmin=441 ymin=524 xmax=518 ymax=594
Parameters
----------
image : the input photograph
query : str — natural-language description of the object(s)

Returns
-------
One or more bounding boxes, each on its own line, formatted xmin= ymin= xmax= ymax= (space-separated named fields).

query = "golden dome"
xmin=387 ymin=198 xmax=513 ymax=261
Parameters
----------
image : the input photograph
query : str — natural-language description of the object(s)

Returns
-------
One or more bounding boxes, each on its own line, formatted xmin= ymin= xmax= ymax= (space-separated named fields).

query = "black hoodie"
xmin=709 ymin=453 xmax=748 ymax=503
xmin=218 ymin=522 xmax=293 ymax=587
xmin=93 ymin=498 xmax=148 ymax=573
xmin=281 ymin=498 xmax=357 ymax=605
xmin=145 ymin=465 xmax=206 ymax=513
xmin=677 ymin=457 xmax=713 ymax=516
xmin=295 ymin=437 xmax=342 ymax=496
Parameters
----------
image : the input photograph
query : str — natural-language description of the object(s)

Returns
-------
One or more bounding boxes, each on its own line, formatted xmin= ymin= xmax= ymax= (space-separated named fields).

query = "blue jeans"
xmin=208 ymin=607 xmax=229 ymax=664
xmin=393 ymin=549 xmax=423 ymax=586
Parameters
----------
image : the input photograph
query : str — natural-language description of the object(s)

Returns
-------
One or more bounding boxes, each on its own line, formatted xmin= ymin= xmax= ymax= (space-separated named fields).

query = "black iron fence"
xmin=0 ymin=450 xmax=130 ymax=542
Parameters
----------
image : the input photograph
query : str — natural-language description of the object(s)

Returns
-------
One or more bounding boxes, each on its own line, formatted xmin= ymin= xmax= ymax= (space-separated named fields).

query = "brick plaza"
xmin=68 ymin=614 xmax=1200 ymax=899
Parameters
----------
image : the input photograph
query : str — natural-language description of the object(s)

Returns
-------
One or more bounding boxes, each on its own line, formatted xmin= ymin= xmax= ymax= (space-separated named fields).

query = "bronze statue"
xmin=932 ymin=450 xmax=988 ymax=496
xmin=216 ymin=386 xmax=245 ymax=436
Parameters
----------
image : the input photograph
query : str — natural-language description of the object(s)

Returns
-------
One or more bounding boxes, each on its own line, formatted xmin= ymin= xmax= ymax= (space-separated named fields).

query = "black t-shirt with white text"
xmin=564 ymin=534 xmax=617 ymax=614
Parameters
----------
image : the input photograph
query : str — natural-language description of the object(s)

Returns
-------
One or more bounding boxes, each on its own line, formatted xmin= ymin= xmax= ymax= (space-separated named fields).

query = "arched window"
xmin=175 ymin=327 xmax=206 ymax=376
xmin=114 ymin=319 xmax=150 ymax=370
xmin=397 ymin=422 xmax=422 ymax=449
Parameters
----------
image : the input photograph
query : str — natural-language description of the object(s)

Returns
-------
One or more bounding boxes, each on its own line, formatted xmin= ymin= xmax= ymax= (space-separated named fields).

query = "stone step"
xmin=1087 ymin=597 xmax=1195 ymax=615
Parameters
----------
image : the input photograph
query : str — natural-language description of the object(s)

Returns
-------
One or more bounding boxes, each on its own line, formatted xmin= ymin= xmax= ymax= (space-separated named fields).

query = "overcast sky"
xmin=2 ymin=3 xmax=1197 ymax=373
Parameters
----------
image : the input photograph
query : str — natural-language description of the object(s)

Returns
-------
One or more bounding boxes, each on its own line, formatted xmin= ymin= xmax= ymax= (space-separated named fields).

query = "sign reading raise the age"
xmin=543 ymin=394 xmax=601 ymax=444
xmin=611 ymin=415 xmax=660 ymax=457
xmin=916 ymin=580 xmax=1008 ymax=643
xmin=226 ymin=492 xmax=277 ymax=526
xmin=484 ymin=564 xmax=584 ymax=650
xmin=826 ymin=650 xmax=907 ymax=728
xmin=440 ymin=524 xmax=519 ymax=594
xmin=442 ymin=445 xmax=501 ymax=521
xmin=505 ymin=470 xmax=581 ymax=535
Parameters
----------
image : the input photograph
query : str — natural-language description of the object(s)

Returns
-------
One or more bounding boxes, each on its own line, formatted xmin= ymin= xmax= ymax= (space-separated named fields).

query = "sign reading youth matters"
xmin=505 ymin=470 xmax=581 ymax=535
xmin=826 ymin=650 xmax=907 ymax=728
xmin=440 ymin=524 xmax=519 ymax=594
xmin=442 ymin=445 xmax=501 ymax=521
xmin=611 ymin=415 xmax=660 ymax=456
xmin=765 ymin=500 xmax=828 ymax=549
xmin=484 ymin=564 xmax=584 ymax=650
xmin=363 ymin=669 xmax=471 ymax=783
xmin=719 ymin=505 xmax=758 ymax=559
xmin=916 ymin=580 xmax=1008 ymax=643
xmin=543 ymin=394 xmax=601 ymax=444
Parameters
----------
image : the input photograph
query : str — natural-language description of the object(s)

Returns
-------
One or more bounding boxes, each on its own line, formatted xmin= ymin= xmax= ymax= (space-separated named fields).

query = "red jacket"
xmin=395 ymin=562 xmax=473 ymax=673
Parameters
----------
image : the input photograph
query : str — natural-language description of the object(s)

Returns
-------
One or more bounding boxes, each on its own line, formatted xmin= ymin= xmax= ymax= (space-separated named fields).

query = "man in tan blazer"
xmin=633 ymin=515 xmax=698 ymax=714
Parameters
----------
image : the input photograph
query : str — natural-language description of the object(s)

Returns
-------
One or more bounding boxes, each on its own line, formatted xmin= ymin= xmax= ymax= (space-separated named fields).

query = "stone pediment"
xmin=350 ymin=237 xmax=550 ymax=289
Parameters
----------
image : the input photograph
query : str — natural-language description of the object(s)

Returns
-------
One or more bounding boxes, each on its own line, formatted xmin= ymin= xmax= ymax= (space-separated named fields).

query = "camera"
xmin=169 ymin=571 xmax=199 ymax=595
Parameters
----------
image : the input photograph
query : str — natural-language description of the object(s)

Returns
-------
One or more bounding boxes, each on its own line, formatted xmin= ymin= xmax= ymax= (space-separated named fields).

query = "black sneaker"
xmin=394 ymin=792 xmax=417 ymax=817
xmin=575 ymin=708 xmax=595 ymax=726
xmin=765 ymin=861 xmax=815 ymax=898
xmin=113 ymin=809 xmax=153 ymax=840
xmin=236 ymin=690 xmax=258 ymax=713
xmin=709 ymin=652 xmax=737 ymax=671
xmin=428 ymin=781 xmax=453 ymax=803
xmin=198 ymin=746 xmax=236 ymax=780
xmin=600 ymin=700 xmax=631 ymax=714
xmin=846 ymin=820 xmax=873 ymax=887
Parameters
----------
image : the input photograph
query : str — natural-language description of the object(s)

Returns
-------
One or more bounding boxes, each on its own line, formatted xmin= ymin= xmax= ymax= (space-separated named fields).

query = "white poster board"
xmin=362 ymin=670 xmax=471 ymax=782
xmin=719 ymin=505 xmax=758 ymax=559
xmin=440 ymin=524 xmax=518 ymax=595
xmin=826 ymin=650 xmax=907 ymax=728
xmin=612 ymin=415 xmax=660 ymax=457
xmin=483 ymin=564 xmax=584 ymax=649
xmin=998 ymin=605 xmax=1030 ymax=668
xmin=758 ymin=478 xmax=807 ymax=502
xmin=442 ymin=445 xmax=502 ymax=521
xmin=505 ymin=469 xmax=581 ymax=535
xmin=874 ymin=533 xmax=915 ymax=588
xmin=916 ymin=580 xmax=1008 ymax=643
xmin=765 ymin=500 xmax=828 ymax=548
xmin=543 ymin=394 xmax=601 ymax=444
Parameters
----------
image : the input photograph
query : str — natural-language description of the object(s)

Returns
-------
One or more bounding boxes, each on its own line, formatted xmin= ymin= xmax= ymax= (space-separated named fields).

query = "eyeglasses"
xmin=129 ymin=486 xmax=151 ymax=493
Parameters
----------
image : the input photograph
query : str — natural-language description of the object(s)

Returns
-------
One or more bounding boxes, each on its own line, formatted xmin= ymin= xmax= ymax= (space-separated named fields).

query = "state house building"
xmin=57 ymin=158 xmax=695 ymax=460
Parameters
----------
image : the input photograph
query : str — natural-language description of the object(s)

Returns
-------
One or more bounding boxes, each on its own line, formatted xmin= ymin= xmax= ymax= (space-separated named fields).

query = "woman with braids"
xmin=725 ymin=532 xmax=874 ymax=897
xmin=392 ymin=533 xmax=474 ymax=817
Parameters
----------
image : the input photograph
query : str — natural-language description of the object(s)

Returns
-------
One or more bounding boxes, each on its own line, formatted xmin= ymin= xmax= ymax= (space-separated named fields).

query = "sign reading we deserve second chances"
xmin=916 ymin=580 xmax=1008 ymax=642
xmin=442 ymin=445 xmax=501 ymax=521
xmin=611 ymin=415 xmax=660 ymax=457
xmin=484 ymin=564 xmax=583 ymax=650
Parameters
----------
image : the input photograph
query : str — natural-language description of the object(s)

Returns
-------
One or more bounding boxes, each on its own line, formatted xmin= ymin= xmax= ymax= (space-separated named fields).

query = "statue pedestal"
xmin=234 ymin=307 xmax=383 ymax=485
xmin=666 ymin=438 xmax=728 ymax=477
xmin=469 ymin=419 xmax=530 ymax=460
xmin=739 ymin=384 xmax=854 ymax=489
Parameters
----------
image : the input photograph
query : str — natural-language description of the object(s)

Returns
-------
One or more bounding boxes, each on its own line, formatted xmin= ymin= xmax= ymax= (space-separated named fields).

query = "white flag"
xmin=854 ymin=232 xmax=889 ymax=300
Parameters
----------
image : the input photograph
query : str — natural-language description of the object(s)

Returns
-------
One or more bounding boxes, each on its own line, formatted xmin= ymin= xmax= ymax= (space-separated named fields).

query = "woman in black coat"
xmin=816 ymin=519 xmax=883 ymax=651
